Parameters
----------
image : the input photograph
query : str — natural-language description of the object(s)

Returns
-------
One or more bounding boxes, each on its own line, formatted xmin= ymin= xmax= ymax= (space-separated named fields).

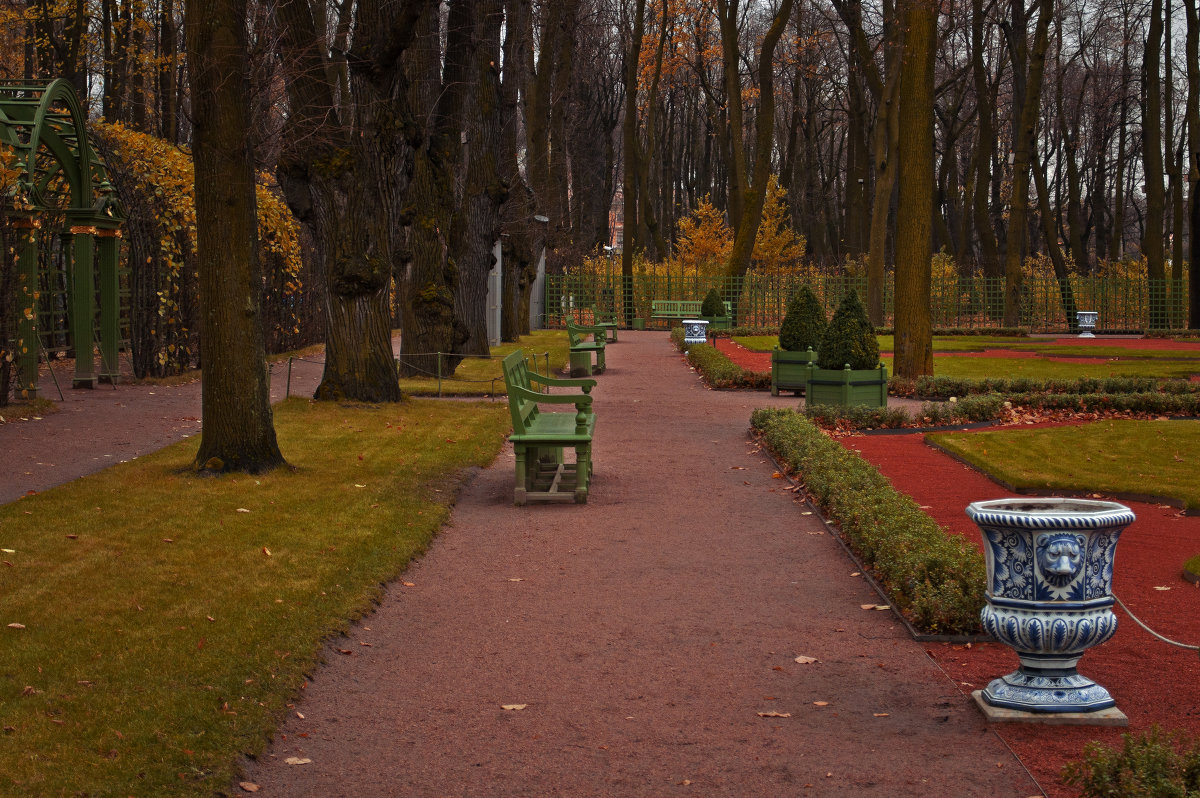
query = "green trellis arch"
xmin=1 ymin=78 xmax=124 ymax=394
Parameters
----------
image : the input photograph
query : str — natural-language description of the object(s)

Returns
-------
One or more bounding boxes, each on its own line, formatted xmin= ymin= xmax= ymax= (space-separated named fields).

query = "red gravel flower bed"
xmin=844 ymin=430 xmax=1200 ymax=797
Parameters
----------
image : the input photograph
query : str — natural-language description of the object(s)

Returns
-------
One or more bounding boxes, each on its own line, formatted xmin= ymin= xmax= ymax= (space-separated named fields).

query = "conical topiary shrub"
xmin=816 ymin=288 xmax=878 ymax=370
xmin=778 ymin=285 xmax=826 ymax=352
xmin=700 ymin=287 xmax=725 ymax=318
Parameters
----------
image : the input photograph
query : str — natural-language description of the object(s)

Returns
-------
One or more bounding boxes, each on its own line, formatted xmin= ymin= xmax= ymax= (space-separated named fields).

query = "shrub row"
xmin=1063 ymin=726 xmax=1200 ymax=797
xmin=804 ymin=394 xmax=1005 ymax=430
xmin=673 ymin=329 xmax=771 ymax=389
xmin=751 ymin=408 xmax=986 ymax=635
xmin=806 ymin=390 xmax=1200 ymax=432
xmin=892 ymin=374 xmax=1200 ymax=399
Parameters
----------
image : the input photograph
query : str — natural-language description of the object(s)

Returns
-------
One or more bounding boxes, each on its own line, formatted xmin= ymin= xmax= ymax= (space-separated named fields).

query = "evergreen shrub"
xmin=816 ymin=288 xmax=879 ymax=370
xmin=701 ymin=287 xmax=725 ymax=317
xmin=778 ymin=284 xmax=826 ymax=352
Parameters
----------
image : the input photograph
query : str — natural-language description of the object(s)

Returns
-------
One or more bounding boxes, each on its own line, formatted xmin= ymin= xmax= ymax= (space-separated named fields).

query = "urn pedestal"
xmin=966 ymin=497 xmax=1136 ymax=713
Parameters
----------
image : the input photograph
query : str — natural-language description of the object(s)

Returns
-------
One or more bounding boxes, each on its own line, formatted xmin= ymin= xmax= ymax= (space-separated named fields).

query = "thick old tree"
xmin=185 ymin=0 xmax=284 ymax=472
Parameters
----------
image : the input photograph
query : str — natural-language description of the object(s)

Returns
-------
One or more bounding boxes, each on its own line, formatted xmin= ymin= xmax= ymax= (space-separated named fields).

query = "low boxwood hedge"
xmin=892 ymin=374 xmax=1200 ymax=399
xmin=673 ymin=328 xmax=771 ymax=390
xmin=751 ymin=407 xmax=986 ymax=635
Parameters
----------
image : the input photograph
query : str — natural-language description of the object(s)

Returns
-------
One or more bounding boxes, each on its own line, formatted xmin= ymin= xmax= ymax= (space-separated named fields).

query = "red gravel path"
xmin=239 ymin=332 xmax=1040 ymax=797
xmin=844 ymin=431 xmax=1200 ymax=798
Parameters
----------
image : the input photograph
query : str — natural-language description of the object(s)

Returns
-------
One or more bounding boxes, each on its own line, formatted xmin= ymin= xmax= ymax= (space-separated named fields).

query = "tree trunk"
xmin=1185 ymin=0 xmax=1200 ymax=327
xmin=893 ymin=0 xmax=935 ymax=379
xmin=449 ymin=0 xmax=506 ymax=357
xmin=274 ymin=0 xmax=412 ymax=401
xmin=722 ymin=0 xmax=796 ymax=292
xmin=186 ymin=0 xmax=284 ymax=472
xmin=1001 ymin=0 xmax=1053 ymax=327
xmin=620 ymin=0 xmax=645 ymax=327
xmin=1144 ymin=0 xmax=1168 ymax=329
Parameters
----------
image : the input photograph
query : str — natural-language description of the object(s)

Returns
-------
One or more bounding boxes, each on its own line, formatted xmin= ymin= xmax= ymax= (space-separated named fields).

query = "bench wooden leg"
xmin=569 ymin=350 xmax=592 ymax=377
xmin=574 ymin=442 xmax=591 ymax=503
xmin=513 ymin=443 xmax=529 ymax=505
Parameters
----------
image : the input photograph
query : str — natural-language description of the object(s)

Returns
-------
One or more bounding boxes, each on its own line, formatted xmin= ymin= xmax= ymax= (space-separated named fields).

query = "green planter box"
xmin=805 ymin=364 xmax=889 ymax=408
xmin=702 ymin=315 xmax=732 ymax=330
xmin=770 ymin=347 xmax=817 ymax=396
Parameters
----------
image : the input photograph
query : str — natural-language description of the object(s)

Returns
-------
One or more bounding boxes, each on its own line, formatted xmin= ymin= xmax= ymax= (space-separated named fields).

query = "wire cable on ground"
xmin=1113 ymin=592 xmax=1200 ymax=656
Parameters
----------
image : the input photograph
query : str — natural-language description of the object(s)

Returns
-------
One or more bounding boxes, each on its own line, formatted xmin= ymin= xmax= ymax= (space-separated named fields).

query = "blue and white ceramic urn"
xmin=966 ymin=497 xmax=1136 ymax=713
xmin=682 ymin=319 xmax=709 ymax=345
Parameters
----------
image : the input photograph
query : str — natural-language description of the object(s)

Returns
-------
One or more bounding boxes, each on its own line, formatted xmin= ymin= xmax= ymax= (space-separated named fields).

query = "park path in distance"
xmin=240 ymin=330 xmax=1040 ymax=797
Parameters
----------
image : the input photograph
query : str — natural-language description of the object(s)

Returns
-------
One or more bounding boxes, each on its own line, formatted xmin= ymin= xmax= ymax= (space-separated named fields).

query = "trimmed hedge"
xmin=804 ymin=394 xmax=1005 ymax=430
xmin=751 ymin=408 xmax=986 ymax=635
xmin=891 ymin=374 xmax=1200 ymax=399
xmin=672 ymin=328 xmax=770 ymax=390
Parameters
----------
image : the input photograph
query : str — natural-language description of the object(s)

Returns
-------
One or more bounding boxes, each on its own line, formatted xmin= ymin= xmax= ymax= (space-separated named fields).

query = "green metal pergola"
xmin=1 ymin=78 xmax=124 ymax=394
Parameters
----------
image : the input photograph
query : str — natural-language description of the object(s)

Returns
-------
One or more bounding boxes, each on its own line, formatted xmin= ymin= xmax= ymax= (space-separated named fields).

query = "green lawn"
xmin=0 ymin=397 xmax=511 ymax=795
xmin=398 ymin=329 xmax=571 ymax=396
xmin=927 ymin=419 xmax=1200 ymax=510
xmin=884 ymin=354 xmax=1200 ymax=381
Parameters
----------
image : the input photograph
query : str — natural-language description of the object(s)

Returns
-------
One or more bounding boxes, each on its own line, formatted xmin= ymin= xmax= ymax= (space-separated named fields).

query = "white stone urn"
xmin=682 ymin=319 xmax=709 ymax=345
xmin=966 ymin=497 xmax=1136 ymax=713
xmin=1076 ymin=310 xmax=1098 ymax=337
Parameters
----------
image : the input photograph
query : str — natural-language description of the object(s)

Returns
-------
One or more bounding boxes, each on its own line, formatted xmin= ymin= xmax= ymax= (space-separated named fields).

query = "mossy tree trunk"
xmin=275 ymin=0 xmax=423 ymax=402
xmin=893 ymin=0 xmax=934 ymax=379
xmin=186 ymin=0 xmax=284 ymax=472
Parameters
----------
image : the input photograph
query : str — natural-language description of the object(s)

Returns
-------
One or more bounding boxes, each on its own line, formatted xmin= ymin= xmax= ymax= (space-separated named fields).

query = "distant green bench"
xmin=649 ymin=299 xmax=731 ymax=325
xmin=565 ymin=320 xmax=607 ymax=376
xmin=501 ymin=350 xmax=597 ymax=505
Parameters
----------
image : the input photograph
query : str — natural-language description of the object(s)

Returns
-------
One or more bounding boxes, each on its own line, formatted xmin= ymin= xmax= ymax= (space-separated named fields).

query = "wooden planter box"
xmin=770 ymin=347 xmax=816 ymax=396
xmin=702 ymin=315 xmax=732 ymax=330
xmin=805 ymin=364 xmax=889 ymax=408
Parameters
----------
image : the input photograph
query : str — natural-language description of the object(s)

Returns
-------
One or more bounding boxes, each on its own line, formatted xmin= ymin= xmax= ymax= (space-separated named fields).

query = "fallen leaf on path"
xmin=813 ymin=701 xmax=829 ymax=707
xmin=284 ymin=757 xmax=312 ymax=765
xmin=771 ymin=472 xmax=783 ymax=479
xmin=403 ymin=582 xmax=416 ymax=587
xmin=501 ymin=704 xmax=527 ymax=711
xmin=873 ymin=713 xmax=889 ymax=717
xmin=860 ymin=604 xmax=876 ymax=610
xmin=794 ymin=656 xmax=818 ymax=665
xmin=850 ymin=572 xmax=861 ymax=577
xmin=237 ymin=508 xmax=250 ymax=513
xmin=1154 ymin=586 xmax=1171 ymax=591
xmin=757 ymin=711 xmax=791 ymax=718
xmin=508 ymin=578 xmax=524 ymax=582
xmin=1 ymin=549 xmax=15 ymax=553
xmin=7 ymin=623 xmax=25 ymax=630
xmin=239 ymin=783 xmax=260 ymax=792
xmin=262 ymin=547 xmax=271 ymax=556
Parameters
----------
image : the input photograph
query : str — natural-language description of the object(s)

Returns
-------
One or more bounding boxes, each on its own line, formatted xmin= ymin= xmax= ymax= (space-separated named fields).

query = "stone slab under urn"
xmin=966 ymin=497 xmax=1136 ymax=720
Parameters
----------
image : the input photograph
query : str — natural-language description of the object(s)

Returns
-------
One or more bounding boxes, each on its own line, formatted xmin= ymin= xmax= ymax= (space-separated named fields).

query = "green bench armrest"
xmin=528 ymin=371 xmax=597 ymax=392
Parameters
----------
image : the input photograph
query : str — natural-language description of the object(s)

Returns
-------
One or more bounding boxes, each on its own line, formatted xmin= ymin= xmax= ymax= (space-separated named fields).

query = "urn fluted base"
xmin=982 ymin=669 xmax=1115 ymax=713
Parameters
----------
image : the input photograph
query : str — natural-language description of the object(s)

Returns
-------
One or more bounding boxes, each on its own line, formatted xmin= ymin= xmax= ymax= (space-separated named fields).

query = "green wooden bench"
xmin=565 ymin=320 xmax=607 ymax=376
xmin=649 ymin=299 xmax=732 ymax=326
xmin=589 ymin=307 xmax=619 ymax=342
xmin=502 ymin=350 xmax=597 ymax=505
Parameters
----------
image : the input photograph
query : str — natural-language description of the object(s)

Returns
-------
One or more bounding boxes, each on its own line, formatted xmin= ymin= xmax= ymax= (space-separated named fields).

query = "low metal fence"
xmin=544 ymin=273 xmax=1191 ymax=333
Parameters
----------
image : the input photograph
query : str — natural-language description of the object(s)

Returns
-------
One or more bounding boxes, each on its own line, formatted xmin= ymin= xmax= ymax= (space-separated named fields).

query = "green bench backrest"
xmin=651 ymin=300 xmax=731 ymax=315
xmin=502 ymin=351 xmax=540 ymax=433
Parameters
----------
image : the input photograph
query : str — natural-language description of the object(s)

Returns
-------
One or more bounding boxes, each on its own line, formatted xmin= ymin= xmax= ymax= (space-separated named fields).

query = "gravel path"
xmin=236 ymin=331 xmax=1039 ymax=797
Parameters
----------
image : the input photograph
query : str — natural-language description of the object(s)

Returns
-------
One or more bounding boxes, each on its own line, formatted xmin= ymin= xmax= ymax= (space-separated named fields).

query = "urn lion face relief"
xmin=966 ymin=497 xmax=1136 ymax=713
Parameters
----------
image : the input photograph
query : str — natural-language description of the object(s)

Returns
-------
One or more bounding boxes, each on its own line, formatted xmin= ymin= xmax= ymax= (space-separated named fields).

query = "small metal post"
xmin=437 ymin=352 xmax=443 ymax=397
xmin=286 ymin=357 xmax=293 ymax=397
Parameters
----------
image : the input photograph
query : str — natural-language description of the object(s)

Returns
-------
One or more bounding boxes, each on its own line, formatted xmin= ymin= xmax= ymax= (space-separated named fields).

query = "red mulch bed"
xmin=716 ymin=334 xmax=1200 ymax=793
xmin=845 ymin=430 xmax=1200 ymax=796
xmin=713 ymin=335 xmax=1200 ymax=374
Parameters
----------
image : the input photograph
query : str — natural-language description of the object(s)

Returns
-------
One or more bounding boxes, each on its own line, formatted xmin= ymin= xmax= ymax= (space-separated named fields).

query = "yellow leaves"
xmin=673 ymin=195 xmax=732 ymax=277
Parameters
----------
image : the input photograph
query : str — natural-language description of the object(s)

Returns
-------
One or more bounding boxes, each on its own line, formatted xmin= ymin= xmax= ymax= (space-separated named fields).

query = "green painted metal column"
xmin=67 ymin=223 xmax=97 ymax=388
xmin=12 ymin=216 xmax=40 ymax=398
xmin=96 ymin=228 xmax=121 ymax=383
